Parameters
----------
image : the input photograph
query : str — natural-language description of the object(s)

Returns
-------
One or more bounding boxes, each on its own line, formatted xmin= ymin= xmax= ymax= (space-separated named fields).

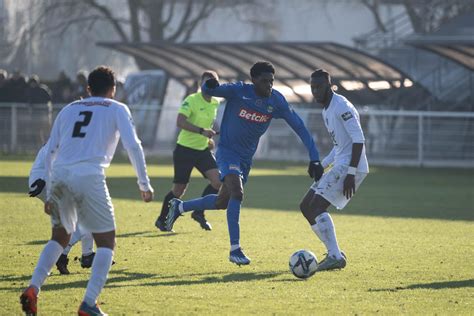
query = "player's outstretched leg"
xmin=166 ymin=194 xmax=219 ymax=231
xmin=191 ymin=184 xmax=218 ymax=231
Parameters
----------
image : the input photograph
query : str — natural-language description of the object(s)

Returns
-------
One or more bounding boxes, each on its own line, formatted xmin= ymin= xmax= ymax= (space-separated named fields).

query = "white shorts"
xmin=310 ymin=164 xmax=367 ymax=210
xmin=48 ymin=167 xmax=115 ymax=234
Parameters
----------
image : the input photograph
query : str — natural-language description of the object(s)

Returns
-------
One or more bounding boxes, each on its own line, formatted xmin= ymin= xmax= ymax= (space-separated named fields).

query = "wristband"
xmin=199 ymin=128 xmax=204 ymax=135
xmin=347 ymin=166 xmax=357 ymax=175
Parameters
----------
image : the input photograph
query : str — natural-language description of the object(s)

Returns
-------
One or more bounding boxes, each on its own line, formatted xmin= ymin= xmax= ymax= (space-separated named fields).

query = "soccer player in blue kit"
xmin=166 ymin=61 xmax=324 ymax=265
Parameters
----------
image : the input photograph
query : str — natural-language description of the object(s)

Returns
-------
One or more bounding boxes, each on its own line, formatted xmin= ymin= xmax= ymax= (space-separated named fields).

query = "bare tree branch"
xmin=128 ymin=0 xmax=142 ymax=42
xmin=162 ymin=1 xmax=176 ymax=28
xmin=360 ymin=0 xmax=387 ymax=32
xmin=177 ymin=2 xmax=215 ymax=42
xmin=166 ymin=0 xmax=194 ymax=42
xmin=83 ymin=0 xmax=129 ymax=42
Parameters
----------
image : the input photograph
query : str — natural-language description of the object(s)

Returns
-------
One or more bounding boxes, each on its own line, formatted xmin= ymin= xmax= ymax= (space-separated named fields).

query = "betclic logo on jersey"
xmin=238 ymin=108 xmax=271 ymax=123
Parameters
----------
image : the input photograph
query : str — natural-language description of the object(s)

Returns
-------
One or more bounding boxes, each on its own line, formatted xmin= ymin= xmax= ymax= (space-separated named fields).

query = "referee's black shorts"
xmin=173 ymin=144 xmax=217 ymax=184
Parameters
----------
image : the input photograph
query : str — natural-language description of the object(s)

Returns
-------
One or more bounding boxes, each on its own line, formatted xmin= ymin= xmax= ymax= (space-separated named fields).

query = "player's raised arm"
xmin=278 ymin=97 xmax=323 ymax=181
xmin=201 ymin=78 xmax=241 ymax=99
xmin=115 ymin=104 xmax=154 ymax=202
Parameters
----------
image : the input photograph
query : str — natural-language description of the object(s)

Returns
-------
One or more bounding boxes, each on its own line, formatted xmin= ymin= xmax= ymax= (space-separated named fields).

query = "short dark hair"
xmin=88 ymin=66 xmax=115 ymax=96
xmin=201 ymin=70 xmax=218 ymax=82
xmin=250 ymin=61 xmax=275 ymax=78
xmin=311 ymin=69 xmax=331 ymax=83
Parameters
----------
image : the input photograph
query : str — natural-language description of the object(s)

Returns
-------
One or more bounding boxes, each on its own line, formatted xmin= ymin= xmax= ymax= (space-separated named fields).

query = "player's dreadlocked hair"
xmin=311 ymin=69 xmax=331 ymax=83
xmin=250 ymin=61 xmax=275 ymax=78
xmin=88 ymin=66 xmax=116 ymax=96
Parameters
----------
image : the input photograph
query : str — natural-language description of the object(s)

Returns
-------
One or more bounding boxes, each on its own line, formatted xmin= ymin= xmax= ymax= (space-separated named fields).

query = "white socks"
xmin=311 ymin=212 xmax=343 ymax=260
xmin=83 ymin=247 xmax=114 ymax=306
xmin=62 ymin=229 xmax=82 ymax=255
xmin=62 ymin=230 xmax=94 ymax=256
xmin=30 ymin=240 xmax=64 ymax=291
xmin=81 ymin=233 xmax=94 ymax=256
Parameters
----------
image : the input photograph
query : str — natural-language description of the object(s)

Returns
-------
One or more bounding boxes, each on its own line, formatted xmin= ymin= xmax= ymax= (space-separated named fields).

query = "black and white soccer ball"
xmin=289 ymin=250 xmax=318 ymax=279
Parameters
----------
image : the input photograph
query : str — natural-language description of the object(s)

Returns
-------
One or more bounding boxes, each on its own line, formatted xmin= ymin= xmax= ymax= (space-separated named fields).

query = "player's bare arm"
xmin=343 ymin=143 xmax=364 ymax=199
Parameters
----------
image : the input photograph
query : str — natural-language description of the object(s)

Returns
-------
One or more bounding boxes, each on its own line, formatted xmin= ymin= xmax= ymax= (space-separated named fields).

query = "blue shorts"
xmin=216 ymin=146 xmax=251 ymax=184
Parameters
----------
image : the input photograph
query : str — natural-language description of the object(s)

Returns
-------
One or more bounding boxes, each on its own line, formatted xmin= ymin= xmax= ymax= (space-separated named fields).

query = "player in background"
xmin=20 ymin=66 xmax=154 ymax=316
xmin=299 ymin=69 xmax=369 ymax=271
xmin=166 ymin=61 xmax=324 ymax=265
xmin=29 ymin=143 xmax=95 ymax=275
xmin=155 ymin=70 xmax=221 ymax=232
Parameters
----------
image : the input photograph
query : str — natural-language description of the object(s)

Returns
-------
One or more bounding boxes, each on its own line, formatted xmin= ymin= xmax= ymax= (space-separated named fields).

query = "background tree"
xmin=1 ymin=0 xmax=262 ymax=73
xmin=360 ymin=0 xmax=474 ymax=33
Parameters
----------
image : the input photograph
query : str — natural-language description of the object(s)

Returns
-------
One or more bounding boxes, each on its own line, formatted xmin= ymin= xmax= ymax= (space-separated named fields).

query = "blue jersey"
xmin=202 ymin=81 xmax=319 ymax=162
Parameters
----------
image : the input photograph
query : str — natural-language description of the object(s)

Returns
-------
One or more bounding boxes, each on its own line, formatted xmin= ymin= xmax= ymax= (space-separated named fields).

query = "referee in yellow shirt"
xmin=155 ymin=70 xmax=221 ymax=231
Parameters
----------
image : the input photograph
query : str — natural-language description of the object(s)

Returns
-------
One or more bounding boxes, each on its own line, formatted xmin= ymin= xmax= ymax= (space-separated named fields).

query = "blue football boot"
xmin=229 ymin=248 xmax=251 ymax=266
xmin=165 ymin=198 xmax=183 ymax=231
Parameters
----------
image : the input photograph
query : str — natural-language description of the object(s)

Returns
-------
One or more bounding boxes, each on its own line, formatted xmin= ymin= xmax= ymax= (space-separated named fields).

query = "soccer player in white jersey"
xmin=20 ymin=66 xmax=154 ymax=316
xmin=29 ymin=143 xmax=95 ymax=275
xmin=299 ymin=69 xmax=369 ymax=271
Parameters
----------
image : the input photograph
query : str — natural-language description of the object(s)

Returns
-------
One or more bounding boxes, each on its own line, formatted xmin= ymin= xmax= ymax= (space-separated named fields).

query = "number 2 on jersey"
xmin=72 ymin=111 xmax=93 ymax=138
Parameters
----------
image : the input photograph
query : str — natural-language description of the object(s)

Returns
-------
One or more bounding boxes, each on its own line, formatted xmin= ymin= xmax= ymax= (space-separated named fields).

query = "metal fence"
xmin=1 ymin=103 xmax=473 ymax=168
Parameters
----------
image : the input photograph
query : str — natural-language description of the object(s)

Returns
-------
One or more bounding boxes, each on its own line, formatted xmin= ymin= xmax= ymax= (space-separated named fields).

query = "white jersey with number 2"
xmin=45 ymin=97 xmax=152 ymax=194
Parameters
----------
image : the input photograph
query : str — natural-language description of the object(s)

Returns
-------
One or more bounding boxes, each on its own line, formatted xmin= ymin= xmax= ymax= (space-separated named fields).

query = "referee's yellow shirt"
xmin=177 ymin=92 xmax=219 ymax=150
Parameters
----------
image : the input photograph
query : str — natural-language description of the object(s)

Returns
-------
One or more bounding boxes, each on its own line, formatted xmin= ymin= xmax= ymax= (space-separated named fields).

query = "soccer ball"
xmin=289 ymin=250 xmax=318 ymax=279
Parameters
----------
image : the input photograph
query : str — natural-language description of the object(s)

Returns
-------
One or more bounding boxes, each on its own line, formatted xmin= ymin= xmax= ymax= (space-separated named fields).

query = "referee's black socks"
xmin=202 ymin=184 xmax=219 ymax=197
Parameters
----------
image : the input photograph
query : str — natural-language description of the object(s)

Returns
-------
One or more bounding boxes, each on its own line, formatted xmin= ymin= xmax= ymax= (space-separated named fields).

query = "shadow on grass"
xmin=106 ymin=270 xmax=287 ymax=288
xmin=368 ymin=279 xmax=474 ymax=292
xmin=116 ymin=231 xmax=153 ymax=238
xmin=271 ymin=278 xmax=307 ymax=282
xmin=2 ymin=171 xmax=473 ymax=221
xmin=24 ymin=239 xmax=49 ymax=245
xmin=116 ymin=230 xmax=188 ymax=238
xmin=0 ymin=269 xmax=286 ymax=292
xmin=19 ymin=230 xmax=185 ymax=247
xmin=1 ymin=274 xmax=32 ymax=283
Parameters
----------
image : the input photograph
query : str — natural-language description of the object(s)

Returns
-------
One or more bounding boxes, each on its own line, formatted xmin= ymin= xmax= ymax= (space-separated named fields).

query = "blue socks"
xmin=227 ymin=198 xmax=241 ymax=246
xmin=181 ymin=194 xmax=242 ymax=247
xmin=182 ymin=194 xmax=218 ymax=212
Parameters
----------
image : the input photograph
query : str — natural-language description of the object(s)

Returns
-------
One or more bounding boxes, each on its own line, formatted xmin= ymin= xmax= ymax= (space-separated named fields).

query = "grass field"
xmin=1 ymin=157 xmax=473 ymax=315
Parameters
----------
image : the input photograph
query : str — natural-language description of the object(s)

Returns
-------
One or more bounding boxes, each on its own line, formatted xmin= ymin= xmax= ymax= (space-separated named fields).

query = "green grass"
xmin=1 ymin=157 xmax=473 ymax=315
